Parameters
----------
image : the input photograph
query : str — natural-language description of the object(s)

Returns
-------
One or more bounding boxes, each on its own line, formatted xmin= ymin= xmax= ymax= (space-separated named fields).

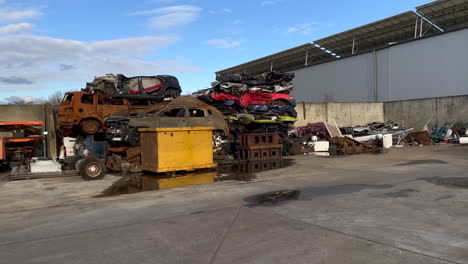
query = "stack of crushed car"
xmin=193 ymin=71 xmax=298 ymax=138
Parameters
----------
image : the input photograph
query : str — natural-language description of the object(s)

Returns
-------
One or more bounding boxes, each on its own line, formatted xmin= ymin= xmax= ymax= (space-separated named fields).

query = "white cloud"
xmin=285 ymin=23 xmax=318 ymax=35
xmin=129 ymin=5 xmax=201 ymax=29
xmin=129 ymin=5 xmax=201 ymax=16
xmin=261 ymin=0 xmax=280 ymax=6
xmin=204 ymin=38 xmax=242 ymax=49
xmin=232 ymin=19 xmax=242 ymax=25
xmin=149 ymin=12 xmax=199 ymax=29
xmin=0 ymin=0 xmax=6 ymax=5
xmin=209 ymin=8 xmax=232 ymax=14
xmin=0 ymin=22 xmax=33 ymax=34
xmin=0 ymin=34 xmax=197 ymax=90
xmin=0 ymin=10 xmax=42 ymax=22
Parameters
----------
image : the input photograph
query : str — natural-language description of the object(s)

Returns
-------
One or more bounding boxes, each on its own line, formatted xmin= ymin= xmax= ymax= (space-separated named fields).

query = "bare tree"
xmin=46 ymin=91 xmax=64 ymax=105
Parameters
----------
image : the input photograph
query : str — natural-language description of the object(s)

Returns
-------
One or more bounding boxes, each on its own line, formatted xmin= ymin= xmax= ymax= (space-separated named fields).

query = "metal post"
xmin=305 ymin=50 xmax=309 ymax=66
xmin=270 ymin=61 xmax=273 ymax=71
xmin=420 ymin=18 xmax=423 ymax=38
xmin=42 ymin=104 xmax=47 ymax=157
xmin=373 ymin=49 xmax=378 ymax=102
xmin=352 ymin=37 xmax=355 ymax=54
xmin=414 ymin=18 xmax=418 ymax=39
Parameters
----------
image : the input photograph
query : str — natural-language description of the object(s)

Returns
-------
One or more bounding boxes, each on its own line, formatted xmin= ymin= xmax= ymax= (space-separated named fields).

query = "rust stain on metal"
xmin=406 ymin=131 xmax=433 ymax=145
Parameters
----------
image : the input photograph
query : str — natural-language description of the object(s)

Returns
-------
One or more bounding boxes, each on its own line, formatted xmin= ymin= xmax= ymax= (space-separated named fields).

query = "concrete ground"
xmin=0 ymin=145 xmax=467 ymax=264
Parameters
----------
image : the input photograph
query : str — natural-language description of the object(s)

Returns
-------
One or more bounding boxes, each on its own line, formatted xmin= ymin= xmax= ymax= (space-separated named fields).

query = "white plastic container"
xmin=30 ymin=158 xmax=62 ymax=173
xmin=313 ymin=141 xmax=329 ymax=152
xmin=383 ymin=134 xmax=393 ymax=148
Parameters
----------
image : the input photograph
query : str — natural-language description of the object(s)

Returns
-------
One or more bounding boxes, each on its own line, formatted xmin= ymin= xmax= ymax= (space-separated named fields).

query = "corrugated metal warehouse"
xmin=217 ymin=0 xmax=468 ymax=103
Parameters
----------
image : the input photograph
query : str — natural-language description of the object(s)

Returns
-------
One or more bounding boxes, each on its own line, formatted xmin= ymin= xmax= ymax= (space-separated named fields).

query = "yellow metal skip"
xmin=139 ymin=127 xmax=217 ymax=173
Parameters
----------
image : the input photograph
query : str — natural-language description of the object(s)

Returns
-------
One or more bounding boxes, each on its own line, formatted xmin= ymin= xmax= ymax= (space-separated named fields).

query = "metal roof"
xmin=313 ymin=11 xmax=434 ymax=57
xmin=216 ymin=43 xmax=333 ymax=75
xmin=417 ymin=0 xmax=468 ymax=31
xmin=217 ymin=1 xmax=468 ymax=75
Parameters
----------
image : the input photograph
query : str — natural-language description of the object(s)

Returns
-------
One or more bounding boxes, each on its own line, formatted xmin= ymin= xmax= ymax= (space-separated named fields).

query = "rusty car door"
xmin=156 ymin=107 xmax=187 ymax=128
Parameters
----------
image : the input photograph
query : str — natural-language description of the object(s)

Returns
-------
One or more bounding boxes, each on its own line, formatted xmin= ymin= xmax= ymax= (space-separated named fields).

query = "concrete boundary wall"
xmin=384 ymin=95 xmax=468 ymax=130
xmin=297 ymin=94 xmax=468 ymax=130
xmin=295 ymin=102 xmax=384 ymax=127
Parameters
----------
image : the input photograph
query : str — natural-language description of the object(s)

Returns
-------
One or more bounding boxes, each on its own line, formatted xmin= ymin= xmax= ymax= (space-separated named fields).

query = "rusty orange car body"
xmin=58 ymin=91 xmax=161 ymax=134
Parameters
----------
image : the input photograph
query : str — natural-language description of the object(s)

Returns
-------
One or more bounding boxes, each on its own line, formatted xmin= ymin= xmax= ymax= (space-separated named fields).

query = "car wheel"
xmin=127 ymin=128 xmax=141 ymax=147
xmin=79 ymin=156 xmax=106 ymax=181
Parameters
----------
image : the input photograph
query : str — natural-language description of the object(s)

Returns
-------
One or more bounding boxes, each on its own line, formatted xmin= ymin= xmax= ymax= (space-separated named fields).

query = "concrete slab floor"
xmin=0 ymin=145 xmax=467 ymax=264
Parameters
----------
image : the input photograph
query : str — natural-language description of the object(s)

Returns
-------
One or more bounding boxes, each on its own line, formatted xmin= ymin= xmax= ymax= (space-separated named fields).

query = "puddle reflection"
xmin=98 ymin=159 xmax=292 ymax=197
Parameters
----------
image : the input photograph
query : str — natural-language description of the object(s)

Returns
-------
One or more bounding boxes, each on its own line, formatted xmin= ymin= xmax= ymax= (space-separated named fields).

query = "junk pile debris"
xmin=431 ymin=123 xmax=468 ymax=144
xmin=58 ymin=74 xmax=181 ymax=135
xmin=193 ymin=71 xmax=298 ymax=140
xmin=289 ymin=121 xmax=415 ymax=156
xmin=85 ymin=74 xmax=181 ymax=100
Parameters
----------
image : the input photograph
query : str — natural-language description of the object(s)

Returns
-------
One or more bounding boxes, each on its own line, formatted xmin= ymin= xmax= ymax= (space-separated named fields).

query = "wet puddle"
xmin=383 ymin=189 xmax=420 ymax=198
xmin=245 ymin=184 xmax=393 ymax=207
xmin=97 ymin=159 xmax=293 ymax=197
xmin=396 ymin=159 xmax=448 ymax=166
xmin=423 ymin=177 xmax=468 ymax=189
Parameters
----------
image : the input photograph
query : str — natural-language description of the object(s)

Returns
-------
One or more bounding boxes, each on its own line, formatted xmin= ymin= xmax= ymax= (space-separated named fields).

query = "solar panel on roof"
xmin=417 ymin=0 xmax=468 ymax=31
xmin=313 ymin=11 xmax=432 ymax=56
xmin=216 ymin=43 xmax=332 ymax=75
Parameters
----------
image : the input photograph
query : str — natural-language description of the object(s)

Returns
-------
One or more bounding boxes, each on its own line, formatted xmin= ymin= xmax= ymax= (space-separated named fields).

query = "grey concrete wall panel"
xmin=384 ymin=98 xmax=436 ymax=131
xmin=291 ymin=53 xmax=375 ymax=103
xmin=383 ymin=95 xmax=468 ymax=130
xmin=295 ymin=102 xmax=328 ymax=127
xmin=386 ymin=28 xmax=468 ymax=101
xmin=294 ymin=102 xmax=384 ymax=127
xmin=289 ymin=27 xmax=468 ymax=103
xmin=376 ymin=48 xmax=390 ymax=102
xmin=0 ymin=105 xmax=45 ymax=122
xmin=435 ymin=95 xmax=468 ymax=126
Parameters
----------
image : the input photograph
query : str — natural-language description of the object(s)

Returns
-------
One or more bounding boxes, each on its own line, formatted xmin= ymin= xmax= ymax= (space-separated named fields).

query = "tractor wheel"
xmin=70 ymin=154 xmax=85 ymax=171
xmin=81 ymin=119 xmax=101 ymax=134
xmin=79 ymin=156 xmax=106 ymax=181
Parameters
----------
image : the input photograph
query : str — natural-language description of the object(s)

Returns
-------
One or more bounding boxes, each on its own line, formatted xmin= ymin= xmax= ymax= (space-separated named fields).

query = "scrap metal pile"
xmin=291 ymin=120 xmax=468 ymax=156
xmin=85 ymin=74 xmax=182 ymax=100
xmin=290 ymin=121 xmax=412 ymax=155
xmin=193 ymin=71 xmax=298 ymax=137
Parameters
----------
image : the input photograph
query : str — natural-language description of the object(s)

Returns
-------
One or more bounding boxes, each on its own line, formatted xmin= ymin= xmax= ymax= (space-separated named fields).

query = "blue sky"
xmin=0 ymin=0 xmax=431 ymax=103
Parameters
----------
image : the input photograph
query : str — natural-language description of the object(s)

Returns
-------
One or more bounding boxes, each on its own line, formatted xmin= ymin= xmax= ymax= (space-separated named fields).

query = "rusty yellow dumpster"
xmin=139 ymin=127 xmax=217 ymax=173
